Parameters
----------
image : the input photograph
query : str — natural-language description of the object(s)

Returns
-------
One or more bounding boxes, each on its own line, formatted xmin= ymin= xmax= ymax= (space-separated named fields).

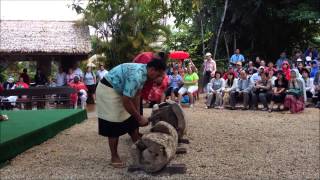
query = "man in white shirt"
xmin=55 ymin=67 xmax=67 ymax=87
xmin=251 ymin=66 xmax=265 ymax=84
xmin=73 ymin=62 xmax=84 ymax=81
xmin=96 ymin=64 xmax=108 ymax=82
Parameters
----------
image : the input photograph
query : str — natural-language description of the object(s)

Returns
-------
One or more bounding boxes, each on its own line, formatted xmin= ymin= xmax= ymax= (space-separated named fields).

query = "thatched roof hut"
xmin=0 ymin=20 xmax=92 ymax=74
xmin=0 ymin=20 xmax=91 ymax=55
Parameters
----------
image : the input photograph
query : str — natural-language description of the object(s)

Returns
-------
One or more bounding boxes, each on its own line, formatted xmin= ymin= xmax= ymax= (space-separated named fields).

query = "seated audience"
xmin=48 ymin=77 xmax=57 ymax=87
xmin=66 ymin=68 xmax=75 ymax=84
xmin=246 ymin=61 xmax=257 ymax=76
xmin=230 ymin=70 xmax=252 ymax=110
xmin=268 ymin=69 xmax=277 ymax=87
xmin=269 ymin=70 xmax=288 ymax=112
xmin=265 ymin=62 xmax=277 ymax=73
xmin=3 ymin=77 xmax=15 ymax=90
xmin=251 ymin=66 xmax=264 ymax=84
xmin=55 ymin=67 xmax=67 ymax=87
xmin=282 ymin=60 xmax=291 ymax=81
xmin=34 ymin=68 xmax=48 ymax=86
xmin=223 ymin=66 xmax=237 ymax=80
xmin=234 ymin=62 xmax=243 ymax=77
xmin=166 ymin=68 xmax=183 ymax=101
xmin=276 ymin=52 xmax=287 ymax=70
xmin=284 ymin=70 xmax=305 ymax=113
xmin=260 ymin=60 xmax=266 ymax=68
xmin=19 ymin=68 xmax=30 ymax=85
xmin=297 ymin=61 xmax=304 ymax=74
xmin=15 ymin=77 xmax=29 ymax=89
xmin=178 ymin=67 xmax=199 ymax=108
xmin=254 ymin=56 xmax=261 ymax=68
xmin=301 ymin=68 xmax=314 ymax=99
xmin=222 ymin=72 xmax=237 ymax=107
xmin=206 ymin=71 xmax=225 ymax=109
xmin=73 ymin=63 xmax=84 ymax=81
xmin=314 ymin=71 xmax=320 ymax=108
xmin=305 ymin=56 xmax=312 ymax=69
xmin=69 ymin=76 xmax=88 ymax=109
xmin=310 ymin=60 xmax=319 ymax=78
xmin=251 ymin=72 xmax=272 ymax=110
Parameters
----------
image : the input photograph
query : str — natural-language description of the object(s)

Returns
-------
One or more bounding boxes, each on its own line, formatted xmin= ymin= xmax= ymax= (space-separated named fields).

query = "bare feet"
xmin=110 ymin=156 xmax=126 ymax=168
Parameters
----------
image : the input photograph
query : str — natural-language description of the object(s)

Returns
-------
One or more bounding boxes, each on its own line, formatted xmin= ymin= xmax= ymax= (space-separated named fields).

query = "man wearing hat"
xmin=202 ymin=52 xmax=216 ymax=92
xmin=235 ymin=61 xmax=243 ymax=77
xmin=230 ymin=49 xmax=245 ymax=68
xmin=3 ymin=77 xmax=15 ymax=90
xmin=305 ymin=56 xmax=312 ymax=69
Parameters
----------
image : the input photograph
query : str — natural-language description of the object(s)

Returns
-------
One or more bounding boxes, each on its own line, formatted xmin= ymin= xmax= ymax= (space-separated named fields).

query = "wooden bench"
xmin=0 ymin=86 xmax=76 ymax=110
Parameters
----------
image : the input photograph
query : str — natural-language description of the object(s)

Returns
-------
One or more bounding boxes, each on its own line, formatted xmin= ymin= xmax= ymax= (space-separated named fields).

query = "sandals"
xmin=110 ymin=161 xmax=126 ymax=168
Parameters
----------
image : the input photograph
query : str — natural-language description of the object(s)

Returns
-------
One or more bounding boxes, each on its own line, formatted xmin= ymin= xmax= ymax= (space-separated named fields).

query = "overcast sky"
xmin=0 ymin=0 xmax=86 ymax=20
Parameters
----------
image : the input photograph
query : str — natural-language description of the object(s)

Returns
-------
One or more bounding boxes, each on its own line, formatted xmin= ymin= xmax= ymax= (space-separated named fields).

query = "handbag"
xmin=287 ymin=88 xmax=302 ymax=97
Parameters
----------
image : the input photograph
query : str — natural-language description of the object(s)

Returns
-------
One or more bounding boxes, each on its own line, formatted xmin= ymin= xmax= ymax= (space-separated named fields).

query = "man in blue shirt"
xmin=96 ymin=59 xmax=166 ymax=168
xmin=230 ymin=49 xmax=245 ymax=68
xmin=276 ymin=52 xmax=287 ymax=70
xmin=166 ymin=68 xmax=183 ymax=100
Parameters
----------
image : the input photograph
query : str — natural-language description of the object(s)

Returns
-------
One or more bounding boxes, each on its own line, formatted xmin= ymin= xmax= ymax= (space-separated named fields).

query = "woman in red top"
xmin=69 ymin=76 xmax=88 ymax=109
xmin=282 ymin=61 xmax=291 ymax=81
xmin=15 ymin=77 xmax=29 ymax=89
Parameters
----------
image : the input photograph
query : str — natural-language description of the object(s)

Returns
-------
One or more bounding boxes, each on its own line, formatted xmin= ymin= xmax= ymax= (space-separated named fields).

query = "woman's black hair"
xmin=147 ymin=59 xmax=167 ymax=71
xmin=215 ymin=71 xmax=222 ymax=78
xmin=261 ymin=71 xmax=269 ymax=78
xmin=301 ymin=68 xmax=310 ymax=77
xmin=276 ymin=70 xmax=286 ymax=81
xmin=227 ymin=72 xmax=235 ymax=86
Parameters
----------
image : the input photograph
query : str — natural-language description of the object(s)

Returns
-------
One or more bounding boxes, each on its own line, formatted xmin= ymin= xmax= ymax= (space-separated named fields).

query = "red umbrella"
xmin=133 ymin=52 xmax=154 ymax=64
xmin=169 ymin=51 xmax=189 ymax=60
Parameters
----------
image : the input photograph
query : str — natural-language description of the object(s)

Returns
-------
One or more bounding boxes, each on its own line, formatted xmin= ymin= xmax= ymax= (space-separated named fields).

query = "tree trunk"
xmin=213 ymin=0 xmax=229 ymax=59
xmin=200 ymin=15 xmax=205 ymax=56
xmin=131 ymin=121 xmax=178 ymax=173
xmin=223 ymin=32 xmax=230 ymax=60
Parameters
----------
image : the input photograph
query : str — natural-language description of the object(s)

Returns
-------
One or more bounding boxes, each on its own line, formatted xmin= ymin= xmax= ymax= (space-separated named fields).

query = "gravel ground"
xmin=1 ymin=99 xmax=319 ymax=179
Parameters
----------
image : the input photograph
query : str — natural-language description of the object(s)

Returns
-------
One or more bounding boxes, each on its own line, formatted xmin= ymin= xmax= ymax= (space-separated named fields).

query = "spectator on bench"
xmin=206 ymin=71 xmax=225 ymax=109
xmin=284 ymin=70 xmax=305 ymax=113
xmin=230 ymin=70 xmax=252 ymax=110
xmin=301 ymin=68 xmax=314 ymax=99
xmin=178 ymin=67 xmax=199 ymax=108
xmin=251 ymin=71 xmax=272 ymax=111
xmin=166 ymin=68 xmax=183 ymax=101
xmin=269 ymin=70 xmax=288 ymax=112
xmin=69 ymin=76 xmax=88 ymax=109
xmin=3 ymin=77 xmax=15 ymax=90
xmin=313 ymin=71 xmax=320 ymax=108
xmin=223 ymin=72 xmax=237 ymax=108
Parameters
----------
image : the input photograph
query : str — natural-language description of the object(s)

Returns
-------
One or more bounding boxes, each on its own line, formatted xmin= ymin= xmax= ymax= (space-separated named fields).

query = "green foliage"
xmin=167 ymin=0 xmax=320 ymax=63
xmin=73 ymin=0 xmax=171 ymax=68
